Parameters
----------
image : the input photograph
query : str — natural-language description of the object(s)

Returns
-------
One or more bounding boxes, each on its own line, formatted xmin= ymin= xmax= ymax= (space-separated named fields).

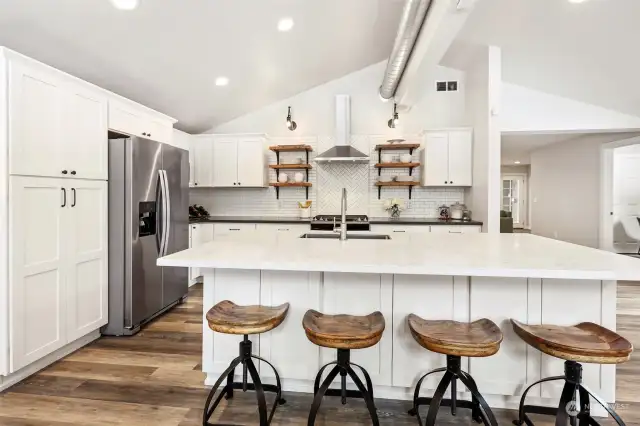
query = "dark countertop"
xmin=369 ymin=217 xmax=483 ymax=226
xmin=189 ymin=216 xmax=311 ymax=224
xmin=190 ymin=216 xmax=482 ymax=226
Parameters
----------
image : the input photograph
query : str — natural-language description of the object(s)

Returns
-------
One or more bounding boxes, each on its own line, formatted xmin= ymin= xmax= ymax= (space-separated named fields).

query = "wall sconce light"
xmin=387 ymin=103 xmax=399 ymax=128
xmin=286 ymin=106 xmax=297 ymax=131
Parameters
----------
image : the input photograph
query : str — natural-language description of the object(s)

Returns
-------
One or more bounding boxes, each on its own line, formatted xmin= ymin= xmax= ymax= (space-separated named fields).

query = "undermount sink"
xmin=299 ymin=233 xmax=391 ymax=240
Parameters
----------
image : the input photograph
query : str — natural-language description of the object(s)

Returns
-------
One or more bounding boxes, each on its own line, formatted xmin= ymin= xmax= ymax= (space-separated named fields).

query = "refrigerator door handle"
xmin=155 ymin=171 xmax=162 ymax=254
xmin=158 ymin=170 xmax=168 ymax=256
xmin=161 ymin=170 xmax=171 ymax=256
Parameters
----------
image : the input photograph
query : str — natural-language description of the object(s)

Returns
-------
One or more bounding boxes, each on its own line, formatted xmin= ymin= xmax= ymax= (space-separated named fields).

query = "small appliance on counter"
xmin=438 ymin=205 xmax=451 ymax=221
xmin=189 ymin=204 xmax=210 ymax=220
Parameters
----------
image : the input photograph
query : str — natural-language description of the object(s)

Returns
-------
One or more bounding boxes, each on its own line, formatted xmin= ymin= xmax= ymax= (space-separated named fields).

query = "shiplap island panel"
xmin=158 ymin=233 xmax=640 ymax=414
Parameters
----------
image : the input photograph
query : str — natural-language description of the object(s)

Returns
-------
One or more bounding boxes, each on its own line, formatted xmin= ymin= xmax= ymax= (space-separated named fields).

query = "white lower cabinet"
xmin=255 ymin=223 xmax=310 ymax=241
xmin=213 ymin=223 xmax=256 ymax=238
xmin=8 ymin=176 xmax=107 ymax=372
xmin=189 ymin=223 xmax=214 ymax=281
xmin=430 ymin=225 xmax=482 ymax=234
xmin=370 ymin=224 xmax=431 ymax=241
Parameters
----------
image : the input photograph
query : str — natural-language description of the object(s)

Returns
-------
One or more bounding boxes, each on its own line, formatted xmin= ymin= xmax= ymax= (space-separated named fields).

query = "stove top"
xmin=312 ymin=215 xmax=369 ymax=223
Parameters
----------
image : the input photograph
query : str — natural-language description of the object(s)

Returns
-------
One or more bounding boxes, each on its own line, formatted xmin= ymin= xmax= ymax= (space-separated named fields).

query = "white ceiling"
xmin=0 ymin=0 xmax=403 ymax=132
xmin=501 ymin=133 xmax=581 ymax=165
xmin=454 ymin=0 xmax=640 ymax=118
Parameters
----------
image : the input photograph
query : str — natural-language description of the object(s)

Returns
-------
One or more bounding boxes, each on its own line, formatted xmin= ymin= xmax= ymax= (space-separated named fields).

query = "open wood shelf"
xmin=268 ymin=145 xmax=313 ymax=152
xmin=375 ymin=143 xmax=420 ymax=151
xmin=375 ymin=181 xmax=419 ymax=200
xmin=269 ymin=164 xmax=312 ymax=170
xmin=375 ymin=181 xmax=419 ymax=187
xmin=374 ymin=162 xmax=420 ymax=169
xmin=269 ymin=182 xmax=312 ymax=187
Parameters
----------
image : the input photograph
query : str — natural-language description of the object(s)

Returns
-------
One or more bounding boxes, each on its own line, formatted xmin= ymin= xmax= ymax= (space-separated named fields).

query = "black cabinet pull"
xmin=62 ymin=170 xmax=68 ymax=175
xmin=450 ymin=181 xmax=453 ymax=184
xmin=148 ymin=133 xmax=152 ymax=137
xmin=71 ymin=188 xmax=76 ymax=207
xmin=233 ymin=182 xmax=236 ymax=185
xmin=61 ymin=188 xmax=66 ymax=207
xmin=71 ymin=171 xmax=76 ymax=175
xmin=195 ymin=182 xmax=198 ymax=186
xmin=238 ymin=182 xmax=241 ymax=185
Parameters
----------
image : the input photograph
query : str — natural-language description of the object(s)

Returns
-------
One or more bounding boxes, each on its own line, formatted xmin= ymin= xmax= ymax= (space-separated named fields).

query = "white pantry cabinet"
xmin=108 ymin=100 xmax=173 ymax=144
xmin=7 ymin=58 xmax=108 ymax=180
xmin=211 ymin=134 xmax=267 ymax=187
xmin=8 ymin=176 xmax=108 ymax=372
xmin=421 ymin=129 xmax=473 ymax=187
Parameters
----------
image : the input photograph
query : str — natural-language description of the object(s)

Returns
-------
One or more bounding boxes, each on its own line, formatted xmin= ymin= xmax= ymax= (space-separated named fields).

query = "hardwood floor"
xmin=1 ymin=282 xmax=639 ymax=425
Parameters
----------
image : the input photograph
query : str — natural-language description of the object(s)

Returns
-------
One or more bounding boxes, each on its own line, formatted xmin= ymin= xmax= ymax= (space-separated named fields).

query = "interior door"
xmin=161 ymin=144 xmax=189 ymax=306
xmin=423 ymin=132 xmax=449 ymax=186
xmin=8 ymin=60 xmax=64 ymax=178
xmin=66 ymin=179 xmax=109 ymax=341
xmin=447 ymin=130 xmax=472 ymax=186
xmin=62 ymin=84 xmax=108 ymax=180
xmin=128 ymin=137 xmax=164 ymax=328
xmin=9 ymin=176 xmax=66 ymax=372
xmin=501 ymin=174 xmax=526 ymax=227
xmin=212 ymin=138 xmax=239 ymax=187
xmin=237 ymin=137 xmax=265 ymax=186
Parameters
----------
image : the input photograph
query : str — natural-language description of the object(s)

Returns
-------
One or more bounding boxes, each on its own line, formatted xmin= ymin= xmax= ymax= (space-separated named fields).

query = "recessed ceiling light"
xmin=514 ymin=161 xmax=521 ymax=164
xmin=277 ymin=18 xmax=294 ymax=32
xmin=215 ymin=77 xmax=229 ymax=87
xmin=110 ymin=0 xmax=139 ymax=10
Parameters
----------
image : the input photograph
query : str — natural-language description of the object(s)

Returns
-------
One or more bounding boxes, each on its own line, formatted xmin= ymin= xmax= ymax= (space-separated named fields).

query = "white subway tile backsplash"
xmin=190 ymin=135 xmax=464 ymax=218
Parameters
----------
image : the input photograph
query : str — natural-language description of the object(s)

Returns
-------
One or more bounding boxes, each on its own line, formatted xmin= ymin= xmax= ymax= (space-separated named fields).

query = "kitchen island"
xmin=158 ymin=233 xmax=640 ymax=414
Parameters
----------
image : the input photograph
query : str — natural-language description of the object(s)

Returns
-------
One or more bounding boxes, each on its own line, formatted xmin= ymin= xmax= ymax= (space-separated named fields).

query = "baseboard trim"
xmin=0 ymin=330 xmax=100 ymax=392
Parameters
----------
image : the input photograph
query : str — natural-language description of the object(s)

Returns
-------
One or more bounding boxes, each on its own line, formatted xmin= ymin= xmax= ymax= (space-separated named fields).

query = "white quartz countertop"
xmin=158 ymin=233 xmax=640 ymax=281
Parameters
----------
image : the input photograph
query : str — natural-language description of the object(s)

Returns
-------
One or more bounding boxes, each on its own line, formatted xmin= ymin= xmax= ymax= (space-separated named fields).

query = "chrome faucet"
xmin=335 ymin=188 xmax=347 ymax=241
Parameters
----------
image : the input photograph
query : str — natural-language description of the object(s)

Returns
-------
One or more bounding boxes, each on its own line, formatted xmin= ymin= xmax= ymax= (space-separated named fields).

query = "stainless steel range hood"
xmin=315 ymin=95 xmax=369 ymax=163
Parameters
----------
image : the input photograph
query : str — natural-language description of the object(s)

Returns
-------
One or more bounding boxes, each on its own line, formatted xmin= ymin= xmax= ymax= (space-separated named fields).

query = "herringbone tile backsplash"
xmin=189 ymin=135 xmax=464 ymax=218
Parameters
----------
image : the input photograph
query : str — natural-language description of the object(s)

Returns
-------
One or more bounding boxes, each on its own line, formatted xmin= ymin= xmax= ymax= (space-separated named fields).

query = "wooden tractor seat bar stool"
xmin=302 ymin=309 xmax=386 ymax=426
xmin=407 ymin=315 xmax=504 ymax=426
xmin=202 ymin=300 xmax=290 ymax=426
xmin=511 ymin=319 xmax=633 ymax=426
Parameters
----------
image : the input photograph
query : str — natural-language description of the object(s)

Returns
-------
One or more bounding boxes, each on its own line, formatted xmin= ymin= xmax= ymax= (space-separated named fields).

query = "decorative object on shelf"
xmin=438 ymin=204 xmax=451 ymax=221
xmin=450 ymin=202 xmax=466 ymax=220
xmin=400 ymin=153 xmax=412 ymax=163
xmin=278 ymin=173 xmax=288 ymax=183
xmin=294 ymin=172 xmax=304 ymax=183
xmin=387 ymin=103 xmax=400 ymax=128
xmin=462 ymin=208 xmax=472 ymax=221
xmin=386 ymin=138 xmax=406 ymax=144
xmin=381 ymin=153 xmax=393 ymax=163
xmin=384 ymin=198 xmax=405 ymax=219
xmin=298 ymin=200 xmax=312 ymax=219
xmin=189 ymin=204 xmax=210 ymax=219
xmin=378 ymin=176 xmax=392 ymax=183
xmin=285 ymin=106 xmax=297 ymax=131
xmin=268 ymin=145 xmax=313 ymax=199
xmin=396 ymin=175 xmax=415 ymax=182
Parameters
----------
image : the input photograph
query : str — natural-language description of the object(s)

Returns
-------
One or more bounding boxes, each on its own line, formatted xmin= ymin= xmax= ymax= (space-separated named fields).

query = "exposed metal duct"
xmin=379 ymin=0 xmax=433 ymax=101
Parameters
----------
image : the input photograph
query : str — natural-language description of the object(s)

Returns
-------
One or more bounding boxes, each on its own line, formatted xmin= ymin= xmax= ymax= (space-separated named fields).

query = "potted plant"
xmin=384 ymin=198 xmax=404 ymax=219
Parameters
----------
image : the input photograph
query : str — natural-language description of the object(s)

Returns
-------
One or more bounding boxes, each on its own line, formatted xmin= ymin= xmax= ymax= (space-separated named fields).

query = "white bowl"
xmin=400 ymin=154 xmax=412 ymax=163
xmin=396 ymin=175 xmax=415 ymax=182
xmin=381 ymin=154 xmax=393 ymax=163
xmin=378 ymin=176 xmax=392 ymax=183
xmin=278 ymin=174 xmax=288 ymax=183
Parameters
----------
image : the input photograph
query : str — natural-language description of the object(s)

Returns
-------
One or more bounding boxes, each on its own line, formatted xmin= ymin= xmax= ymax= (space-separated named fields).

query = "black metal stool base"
xmin=513 ymin=360 xmax=626 ymax=426
xmin=308 ymin=348 xmax=379 ymax=426
xmin=202 ymin=335 xmax=285 ymax=426
xmin=408 ymin=355 xmax=499 ymax=426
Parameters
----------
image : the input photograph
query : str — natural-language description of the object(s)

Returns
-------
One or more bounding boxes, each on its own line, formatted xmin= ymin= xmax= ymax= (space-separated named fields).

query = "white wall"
xmin=210 ymin=61 xmax=467 ymax=136
xmin=612 ymin=144 xmax=640 ymax=252
xmin=502 ymin=83 xmax=640 ymax=133
xmin=530 ymin=133 xmax=640 ymax=248
xmin=464 ymin=46 xmax=501 ymax=233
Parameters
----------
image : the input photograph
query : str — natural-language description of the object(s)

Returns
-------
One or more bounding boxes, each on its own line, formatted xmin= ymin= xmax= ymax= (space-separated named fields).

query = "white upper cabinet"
xmin=421 ymin=129 xmax=473 ymax=187
xmin=211 ymin=134 xmax=267 ymax=188
xmin=7 ymin=56 xmax=108 ymax=180
xmin=191 ymin=135 xmax=215 ymax=187
xmin=212 ymin=138 xmax=239 ymax=187
xmin=108 ymin=100 xmax=173 ymax=144
xmin=62 ymin=85 xmax=108 ymax=180
xmin=8 ymin=60 xmax=64 ymax=178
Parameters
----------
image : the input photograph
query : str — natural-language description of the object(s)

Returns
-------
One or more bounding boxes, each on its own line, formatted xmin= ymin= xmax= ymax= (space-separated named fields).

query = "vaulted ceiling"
xmin=0 ymin=0 xmax=403 ymax=132
xmin=454 ymin=0 xmax=640 ymax=119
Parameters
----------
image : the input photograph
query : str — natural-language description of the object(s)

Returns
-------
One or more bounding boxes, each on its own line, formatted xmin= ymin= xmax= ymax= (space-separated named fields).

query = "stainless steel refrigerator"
xmin=103 ymin=133 xmax=189 ymax=336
